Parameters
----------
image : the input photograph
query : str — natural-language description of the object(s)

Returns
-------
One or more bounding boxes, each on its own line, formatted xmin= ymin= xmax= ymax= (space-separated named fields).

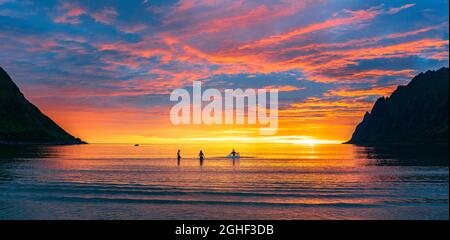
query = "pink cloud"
xmin=386 ymin=24 xmax=445 ymax=38
xmin=53 ymin=3 xmax=118 ymax=25
xmin=91 ymin=7 xmax=118 ymax=24
xmin=238 ymin=6 xmax=382 ymax=50
xmin=118 ymin=23 xmax=147 ymax=33
xmin=387 ymin=3 xmax=415 ymax=14
xmin=54 ymin=7 xmax=86 ymax=24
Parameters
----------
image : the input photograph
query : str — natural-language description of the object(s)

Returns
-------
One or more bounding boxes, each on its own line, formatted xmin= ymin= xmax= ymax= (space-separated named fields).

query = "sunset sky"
xmin=0 ymin=0 xmax=448 ymax=144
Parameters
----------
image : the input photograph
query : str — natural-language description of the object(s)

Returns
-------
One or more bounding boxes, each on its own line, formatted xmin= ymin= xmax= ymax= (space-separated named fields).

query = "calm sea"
xmin=0 ymin=143 xmax=448 ymax=220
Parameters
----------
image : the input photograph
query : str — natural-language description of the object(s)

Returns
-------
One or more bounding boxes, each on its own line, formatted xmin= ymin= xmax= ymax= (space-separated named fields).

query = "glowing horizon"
xmin=83 ymin=136 xmax=343 ymax=145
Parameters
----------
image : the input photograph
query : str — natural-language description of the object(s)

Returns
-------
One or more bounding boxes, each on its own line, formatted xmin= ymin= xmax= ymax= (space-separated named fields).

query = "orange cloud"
xmin=325 ymin=85 xmax=399 ymax=97
xmin=264 ymin=85 xmax=305 ymax=92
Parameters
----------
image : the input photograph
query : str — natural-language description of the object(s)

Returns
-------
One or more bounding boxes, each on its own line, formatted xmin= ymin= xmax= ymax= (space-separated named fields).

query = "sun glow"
xmin=181 ymin=136 xmax=342 ymax=145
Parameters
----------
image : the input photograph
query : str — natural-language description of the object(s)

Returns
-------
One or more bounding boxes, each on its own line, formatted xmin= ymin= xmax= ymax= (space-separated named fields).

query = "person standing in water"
xmin=199 ymin=150 xmax=205 ymax=161
xmin=230 ymin=149 xmax=237 ymax=157
xmin=177 ymin=149 xmax=181 ymax=160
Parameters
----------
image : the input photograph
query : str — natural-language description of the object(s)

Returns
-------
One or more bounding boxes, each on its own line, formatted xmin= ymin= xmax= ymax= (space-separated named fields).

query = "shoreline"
xmin=343 ymin=141 xmax=449 ymax=146
xmin=0 ymin=141 xmax=88 ymax=146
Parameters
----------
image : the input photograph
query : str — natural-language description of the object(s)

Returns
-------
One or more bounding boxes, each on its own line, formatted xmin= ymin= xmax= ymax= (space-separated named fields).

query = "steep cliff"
xmin=347 ymin=67 xmax=449 ymax=144
xmin=0 ymin=67 xmax=85 ymax=145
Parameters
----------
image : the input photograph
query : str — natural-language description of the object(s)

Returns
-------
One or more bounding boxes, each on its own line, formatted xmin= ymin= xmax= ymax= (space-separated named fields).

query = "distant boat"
xmin=134 ymin=144 xmax=139 ymax=147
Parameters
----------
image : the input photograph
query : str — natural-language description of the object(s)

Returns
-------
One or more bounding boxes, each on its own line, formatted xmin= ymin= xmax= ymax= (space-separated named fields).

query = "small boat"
xmin=226 ymin=153 xmax=240 ymax=159
xmin=134 ymin=144 xmax=139 ymax=147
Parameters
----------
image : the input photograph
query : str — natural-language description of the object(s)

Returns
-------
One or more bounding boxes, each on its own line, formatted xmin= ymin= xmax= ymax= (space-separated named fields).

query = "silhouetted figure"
xmin=177 ymin=149 xmax=181 ymax=166
xmin=230 ymin=149 xmax=237 ymax=156
xmin=199 ymin=150 xmax=205 ymax=161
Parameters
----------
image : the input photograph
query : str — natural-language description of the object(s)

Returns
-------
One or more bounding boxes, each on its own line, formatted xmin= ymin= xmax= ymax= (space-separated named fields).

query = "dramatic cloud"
xmin=0 ymin=0 xmax=448 ymax=142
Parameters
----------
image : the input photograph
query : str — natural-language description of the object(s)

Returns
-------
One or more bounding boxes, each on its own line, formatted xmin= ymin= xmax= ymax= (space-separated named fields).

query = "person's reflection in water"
xmin=232 ymin=158 xmax=240 ymax=167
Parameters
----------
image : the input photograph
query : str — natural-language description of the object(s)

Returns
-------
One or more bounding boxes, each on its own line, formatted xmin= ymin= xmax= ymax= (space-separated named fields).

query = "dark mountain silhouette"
xmin=0 ymin=66 xmax=85 ymax=145
xmin=346 ymin=67 xmax=449 ymax=145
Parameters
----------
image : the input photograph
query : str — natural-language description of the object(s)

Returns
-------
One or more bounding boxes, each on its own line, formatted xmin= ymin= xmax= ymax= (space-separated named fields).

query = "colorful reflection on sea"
xmin=0 ymin=143 xmax=448 ymax=219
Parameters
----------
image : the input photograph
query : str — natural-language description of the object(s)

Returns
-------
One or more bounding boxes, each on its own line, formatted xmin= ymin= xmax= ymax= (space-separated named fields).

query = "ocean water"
xmin=0 ymin=143 xmax=448 ymax=220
